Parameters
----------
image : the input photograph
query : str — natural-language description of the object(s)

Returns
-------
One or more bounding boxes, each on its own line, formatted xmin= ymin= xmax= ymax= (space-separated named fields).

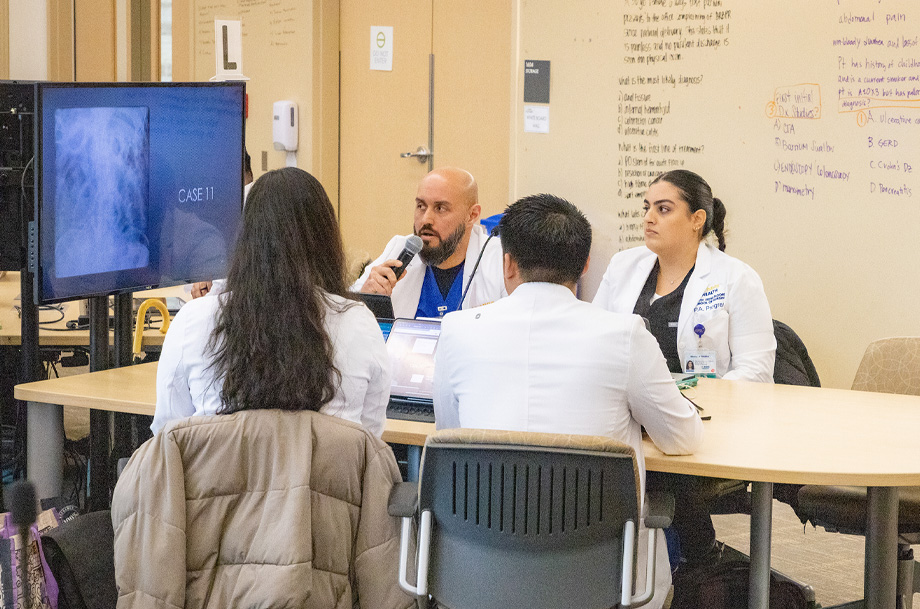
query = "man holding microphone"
xmin=352 ymin=167 xmax=505 ymax=319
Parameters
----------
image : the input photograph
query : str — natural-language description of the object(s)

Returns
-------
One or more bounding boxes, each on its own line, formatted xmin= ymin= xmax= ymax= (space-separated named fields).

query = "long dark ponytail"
xmin=208 ymin=167 xmax=353 ymax=414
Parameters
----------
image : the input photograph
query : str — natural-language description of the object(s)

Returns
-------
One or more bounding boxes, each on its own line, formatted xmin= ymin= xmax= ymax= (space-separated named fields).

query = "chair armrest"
xmin=624 ymin=494 xmax=674 ymax=607
xmin=388 ymin=481 xmax=419 ymax=518
xmin=644 ymin=491 xmax=674 ymax=529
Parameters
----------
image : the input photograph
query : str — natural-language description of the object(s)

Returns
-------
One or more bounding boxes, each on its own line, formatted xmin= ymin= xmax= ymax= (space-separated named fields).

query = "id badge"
xmin=685 ymin=350 xmax=717 ymax=377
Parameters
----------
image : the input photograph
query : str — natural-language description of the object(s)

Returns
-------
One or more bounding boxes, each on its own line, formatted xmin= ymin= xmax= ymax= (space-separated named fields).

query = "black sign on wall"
xmin=523 ymin=60 xmax=551 ymax=104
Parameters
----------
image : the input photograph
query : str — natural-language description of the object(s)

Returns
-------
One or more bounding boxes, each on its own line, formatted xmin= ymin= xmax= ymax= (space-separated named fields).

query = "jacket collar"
xmin=510 ymin=281 xmax=577 ymax=301
xmin=693 ymin=240 xmax=713 ymax=278
xmin=616 ymin=248 xmax=658 ymax=313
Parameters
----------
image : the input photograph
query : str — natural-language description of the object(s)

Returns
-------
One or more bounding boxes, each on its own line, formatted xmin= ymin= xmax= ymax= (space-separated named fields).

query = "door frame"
xmin=0 ymin=0 xmax=8 ymax=79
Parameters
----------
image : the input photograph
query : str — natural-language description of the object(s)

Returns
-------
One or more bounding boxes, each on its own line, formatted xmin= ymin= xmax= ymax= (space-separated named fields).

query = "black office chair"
xmin=671 ymin=321 xmax=818 ymax=606
xmin=772 ymin=319 xmax=821 ymax=389
xmin=796 ymin=337 xmax=920 ymax=608
xmin=389 ymin=428 xmax=673 ymax=609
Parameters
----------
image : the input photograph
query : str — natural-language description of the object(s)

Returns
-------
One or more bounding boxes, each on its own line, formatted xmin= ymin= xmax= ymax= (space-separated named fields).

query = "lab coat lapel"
xmin=392 ymin=262 xmax=425 ymax=318
xmin=458 ymin=225 xmax=488 ymax=310
xmin=618 ymin=252 xmax=658 ymax=313
xmin=678 ymin=242 xmax=713 ymax=338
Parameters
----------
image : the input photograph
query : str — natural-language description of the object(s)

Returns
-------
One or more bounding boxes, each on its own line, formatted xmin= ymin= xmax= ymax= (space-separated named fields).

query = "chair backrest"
xmin=851 ymin=337 xmax=920 ymax=395
xmin=418 ymin=429 xmax=640 ymax=609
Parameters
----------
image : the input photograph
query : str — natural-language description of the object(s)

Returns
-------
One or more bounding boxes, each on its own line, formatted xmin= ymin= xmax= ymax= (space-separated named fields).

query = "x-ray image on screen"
xmin=53 ymin=106 xmax=150 ymax=278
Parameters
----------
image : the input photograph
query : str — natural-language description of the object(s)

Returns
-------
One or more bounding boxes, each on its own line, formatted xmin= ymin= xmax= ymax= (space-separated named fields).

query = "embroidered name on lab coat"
xmin=694 ymin=285 xmax=726 ymax=313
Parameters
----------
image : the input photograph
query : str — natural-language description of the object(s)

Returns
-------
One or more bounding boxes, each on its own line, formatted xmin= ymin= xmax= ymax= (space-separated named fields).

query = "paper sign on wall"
xmin=524 ymin=105 xmax=550 ymax=133
xmin=214 ymin=20 xmax=246 ymax=81
xmin=371 ymin=26 xmax=394 ymax=71
xmin=524 ymin=60 xmax=551 ymax=103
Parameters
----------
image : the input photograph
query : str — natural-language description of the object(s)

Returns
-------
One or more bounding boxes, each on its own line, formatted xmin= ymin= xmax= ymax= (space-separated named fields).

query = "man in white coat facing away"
xmin=432 ymin=193 xmax=704 ymax=608
xmin=352 ymin=167 xmax=505 ymax=319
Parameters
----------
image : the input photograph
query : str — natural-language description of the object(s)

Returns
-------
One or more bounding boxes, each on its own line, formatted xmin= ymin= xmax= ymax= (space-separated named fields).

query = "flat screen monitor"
xmin=35 ymin=81 xmax=245 ymax=303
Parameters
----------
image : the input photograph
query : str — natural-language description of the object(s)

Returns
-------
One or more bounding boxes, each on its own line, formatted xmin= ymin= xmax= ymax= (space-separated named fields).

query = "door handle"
xmin=400 ymin=146 xmax=431 ymax=163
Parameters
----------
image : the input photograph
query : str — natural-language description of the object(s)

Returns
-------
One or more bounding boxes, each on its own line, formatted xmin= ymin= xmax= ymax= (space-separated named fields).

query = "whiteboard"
xmin=514 ymin=0 xmax=920 ymax=388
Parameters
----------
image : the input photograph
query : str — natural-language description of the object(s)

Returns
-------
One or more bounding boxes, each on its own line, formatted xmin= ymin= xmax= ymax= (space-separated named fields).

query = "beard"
xmin=415 ymin=222 xmax=466 ymax=267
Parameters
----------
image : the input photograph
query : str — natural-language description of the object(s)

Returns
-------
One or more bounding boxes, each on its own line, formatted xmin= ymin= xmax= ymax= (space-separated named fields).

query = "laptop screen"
xmin=386 ymin=319 xmax=441 ymax=400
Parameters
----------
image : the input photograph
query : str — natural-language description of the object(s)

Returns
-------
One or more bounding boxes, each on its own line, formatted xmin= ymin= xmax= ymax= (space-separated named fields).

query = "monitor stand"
xmin=85 ymin=293 xmax=134 ymax=511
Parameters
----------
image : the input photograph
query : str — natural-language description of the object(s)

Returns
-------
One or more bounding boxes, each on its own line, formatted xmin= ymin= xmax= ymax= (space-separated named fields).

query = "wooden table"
xmin=13 ymin=362 xmax=436 ymax=497
xmin=16 ymin=366 xmax=920 ymax=609
xmin=1 ymin=271 xmax=182 ymax=347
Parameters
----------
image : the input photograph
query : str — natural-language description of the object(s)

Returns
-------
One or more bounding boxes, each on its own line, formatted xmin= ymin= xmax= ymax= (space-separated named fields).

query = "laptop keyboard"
xmin=387 ymin=399 xmax=435 ymax=423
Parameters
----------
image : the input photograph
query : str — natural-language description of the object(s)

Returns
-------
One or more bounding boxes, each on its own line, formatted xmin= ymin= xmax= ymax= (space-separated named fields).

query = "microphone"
xmin=8 ymin=481 xmax=37 ymax=608
xmin=393 ymin=235 xmax=423 ymax=280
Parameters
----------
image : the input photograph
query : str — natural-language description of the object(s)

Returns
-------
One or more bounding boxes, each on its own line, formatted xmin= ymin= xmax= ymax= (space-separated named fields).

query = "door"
xmin=338 ymin=1 xmax=512 ymax=274
xmin=339 ymin=0 xmax=433 ymax=270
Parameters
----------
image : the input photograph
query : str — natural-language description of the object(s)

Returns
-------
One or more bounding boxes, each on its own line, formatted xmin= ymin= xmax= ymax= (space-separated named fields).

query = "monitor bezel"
xmin=34 ymin=80 xmax=246 ymax=304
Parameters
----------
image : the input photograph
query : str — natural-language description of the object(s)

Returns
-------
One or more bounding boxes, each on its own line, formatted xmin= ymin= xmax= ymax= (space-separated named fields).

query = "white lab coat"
xmin=593 ymin=242 xmax=776 ymax=382
xmin=433 ymin=282 xmax=703 ymax=609
xmin=351 ymin=224 xmax=506 ymax=319
xmin=152 ymin=287 xmax=391 ymax=436
xmin=434 ymin=282 xmax=703 ymax=492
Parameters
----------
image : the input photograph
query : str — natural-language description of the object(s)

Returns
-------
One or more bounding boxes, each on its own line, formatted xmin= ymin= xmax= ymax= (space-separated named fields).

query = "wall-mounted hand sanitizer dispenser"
xmin=272 ymin=101 xmax=298 ymax=152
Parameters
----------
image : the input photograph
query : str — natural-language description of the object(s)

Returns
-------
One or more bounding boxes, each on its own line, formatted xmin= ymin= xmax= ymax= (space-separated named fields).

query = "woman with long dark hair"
xmin=152 ymin=167 xmax=389 ymax=435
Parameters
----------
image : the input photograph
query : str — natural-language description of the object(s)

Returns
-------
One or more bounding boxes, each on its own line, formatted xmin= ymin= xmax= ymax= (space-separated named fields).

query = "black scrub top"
xmin=632 ymin=260 xmax=694 ymax=373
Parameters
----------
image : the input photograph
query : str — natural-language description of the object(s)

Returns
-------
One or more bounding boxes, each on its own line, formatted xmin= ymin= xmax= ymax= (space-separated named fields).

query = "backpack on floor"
xmin=670 ymin=559 xmax=813 ymax=609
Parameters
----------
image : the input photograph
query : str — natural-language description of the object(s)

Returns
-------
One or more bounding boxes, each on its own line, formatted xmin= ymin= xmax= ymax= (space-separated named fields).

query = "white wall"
xmin=8 ymin=0 xmax=48 ymax=79
xmin=510 ymin=0 xmax=920 ymax=389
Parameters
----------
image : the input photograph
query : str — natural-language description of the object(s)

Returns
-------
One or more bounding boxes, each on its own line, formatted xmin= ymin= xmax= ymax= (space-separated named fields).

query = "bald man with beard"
xmin=352 ymin=167 xmax=506 ymax=319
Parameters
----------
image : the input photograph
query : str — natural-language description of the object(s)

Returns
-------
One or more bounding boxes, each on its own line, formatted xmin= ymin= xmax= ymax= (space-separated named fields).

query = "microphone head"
xmin=7 ymin=481 xmax=37 ymax=529
xmin=405 ymin=235 xmax=424 ymax=254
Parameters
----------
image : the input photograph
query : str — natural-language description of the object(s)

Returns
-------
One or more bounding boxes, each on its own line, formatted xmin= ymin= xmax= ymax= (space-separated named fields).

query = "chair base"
xmin=798 ymin=485 xmax=920 ymax=608
xmin=814 ymin=545 xmax=919 ymax=609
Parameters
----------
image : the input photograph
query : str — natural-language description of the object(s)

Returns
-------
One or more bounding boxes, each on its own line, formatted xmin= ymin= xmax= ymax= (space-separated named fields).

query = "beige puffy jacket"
xmin=112 ymin=409 xmax=414 ymax=609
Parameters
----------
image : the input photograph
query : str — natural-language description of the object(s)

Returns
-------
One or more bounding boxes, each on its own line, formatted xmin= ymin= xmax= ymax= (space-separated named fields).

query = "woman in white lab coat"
xmin=593 ymin=169 xmax=776 ymax=574
xmin=593 ymin=169 xmax=775 ymax=382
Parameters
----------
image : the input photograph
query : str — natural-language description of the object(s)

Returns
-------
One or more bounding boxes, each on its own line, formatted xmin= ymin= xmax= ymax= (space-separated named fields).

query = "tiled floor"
xmin=712 ymin=500 xmax=919 ymax=607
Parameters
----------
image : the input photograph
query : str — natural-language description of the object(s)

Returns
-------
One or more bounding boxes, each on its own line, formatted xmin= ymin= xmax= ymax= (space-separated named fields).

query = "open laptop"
xmin=356 ymin=292 xmax=395 ymax=319
xmin=355 ymin=292 xmax=396 ymax=340
xmin=385 ymin=318 xmax=441 ymax=423
xmin=377 ymin=319 xmax=395 ymax=341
